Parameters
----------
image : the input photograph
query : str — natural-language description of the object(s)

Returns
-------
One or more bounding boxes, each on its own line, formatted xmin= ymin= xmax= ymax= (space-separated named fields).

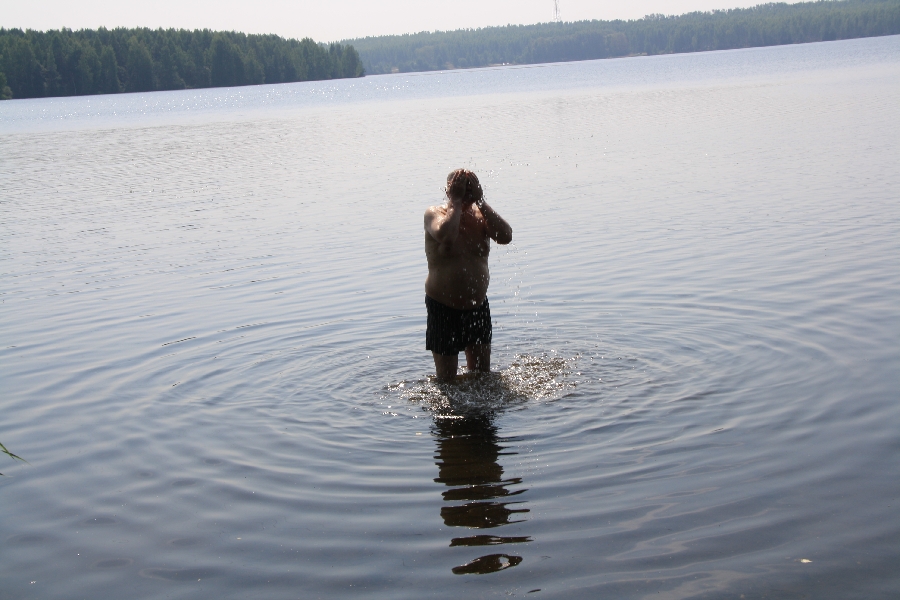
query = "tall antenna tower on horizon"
xmin=553 ymin=0 xmax=561 ymax=22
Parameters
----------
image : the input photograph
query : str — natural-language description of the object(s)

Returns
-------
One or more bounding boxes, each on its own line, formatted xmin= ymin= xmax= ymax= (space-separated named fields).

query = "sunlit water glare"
xmin=2 ymin=36 xmax=900 ymax=599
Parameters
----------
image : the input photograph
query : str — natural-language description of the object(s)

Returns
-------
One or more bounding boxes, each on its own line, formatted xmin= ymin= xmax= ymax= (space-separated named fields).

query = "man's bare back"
xmin=424 ymin=203 xmax=491 ymax=309
xmin=424 ymin=170 xmax=512 ymax=381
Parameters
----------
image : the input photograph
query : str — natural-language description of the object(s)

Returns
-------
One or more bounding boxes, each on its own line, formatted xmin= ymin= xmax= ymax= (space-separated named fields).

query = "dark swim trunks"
xmin=425 ymin=295 xmax=493 ymax=355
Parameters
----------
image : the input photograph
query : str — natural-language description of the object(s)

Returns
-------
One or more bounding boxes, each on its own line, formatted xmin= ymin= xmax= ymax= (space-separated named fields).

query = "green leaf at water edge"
xmin=0 ymin=441 xmax=27 ymax=475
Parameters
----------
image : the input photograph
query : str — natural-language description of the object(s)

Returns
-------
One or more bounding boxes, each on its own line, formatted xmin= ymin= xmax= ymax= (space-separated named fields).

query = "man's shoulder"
xmin=425 ymin=205 xmax=447 ymax=222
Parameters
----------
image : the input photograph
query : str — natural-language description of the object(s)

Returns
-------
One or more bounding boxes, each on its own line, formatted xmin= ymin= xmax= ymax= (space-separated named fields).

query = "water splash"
xmin=385 ymin=353 xmax=576 ymax=414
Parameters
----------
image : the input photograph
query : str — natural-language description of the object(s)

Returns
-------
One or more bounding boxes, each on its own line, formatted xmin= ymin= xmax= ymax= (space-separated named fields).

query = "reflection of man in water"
xmin=424 ymin=169 xmax=513 ymax=381
xmin=433 ymin=411 xmax=530 ymax=574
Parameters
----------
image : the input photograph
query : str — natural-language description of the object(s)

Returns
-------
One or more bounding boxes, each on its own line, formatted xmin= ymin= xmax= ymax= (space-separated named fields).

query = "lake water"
xmin=2 ymin=35 xmax=900 ymax=599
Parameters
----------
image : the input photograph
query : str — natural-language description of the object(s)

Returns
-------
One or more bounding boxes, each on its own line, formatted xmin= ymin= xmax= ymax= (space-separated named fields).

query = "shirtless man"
xmin=424 ymin=169 xmax=513 ymax=382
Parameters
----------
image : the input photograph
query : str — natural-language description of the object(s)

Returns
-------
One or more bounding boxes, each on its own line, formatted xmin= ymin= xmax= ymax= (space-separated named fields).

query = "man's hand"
xmin=446 ymin=170 xmax=468 ymax=202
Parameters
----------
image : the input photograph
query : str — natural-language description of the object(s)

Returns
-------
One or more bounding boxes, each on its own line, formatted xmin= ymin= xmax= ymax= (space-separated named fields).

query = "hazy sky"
xmin=1 ymin=0 xmax=786 ymax=42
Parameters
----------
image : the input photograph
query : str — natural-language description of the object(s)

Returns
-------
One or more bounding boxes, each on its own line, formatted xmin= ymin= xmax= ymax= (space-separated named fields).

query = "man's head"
xmin=446 ymin=169 xmax=483 ymax=206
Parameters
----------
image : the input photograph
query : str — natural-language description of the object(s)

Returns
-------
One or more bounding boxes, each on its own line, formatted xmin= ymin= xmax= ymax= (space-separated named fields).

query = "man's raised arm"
xmin=424 ymin=198 xmax=464 ymax=244
xmin=477 ymin=199 xmax=513 ymax=245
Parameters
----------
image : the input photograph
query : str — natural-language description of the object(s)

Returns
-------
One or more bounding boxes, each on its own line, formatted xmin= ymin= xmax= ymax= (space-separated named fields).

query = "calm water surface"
xmin=2 ymin=36 xmax=900 ymax=599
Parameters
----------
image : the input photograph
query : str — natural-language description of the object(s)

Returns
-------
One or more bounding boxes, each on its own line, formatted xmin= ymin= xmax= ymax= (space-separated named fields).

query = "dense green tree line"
xmin=0 ymin=27 xmax=364 ymax=100
xmin=346 ymin=0 xmax=900 ymax=74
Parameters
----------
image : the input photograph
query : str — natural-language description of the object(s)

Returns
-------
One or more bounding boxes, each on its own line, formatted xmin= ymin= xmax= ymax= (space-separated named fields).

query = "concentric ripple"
xmin=2 ymin=36 xmax=900 ymax=600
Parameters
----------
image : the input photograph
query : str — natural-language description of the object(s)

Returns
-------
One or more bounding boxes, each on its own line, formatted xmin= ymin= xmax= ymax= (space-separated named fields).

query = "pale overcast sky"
xmin=1 ymin=0 xmax=786 ymax=42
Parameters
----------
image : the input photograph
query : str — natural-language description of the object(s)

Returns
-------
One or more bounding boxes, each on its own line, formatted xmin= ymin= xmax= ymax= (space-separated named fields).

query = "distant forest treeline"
xmin=0 ymin=28 xmax=364 ymax=100
xmin=346 ymin=0 xmax=900 ymax=74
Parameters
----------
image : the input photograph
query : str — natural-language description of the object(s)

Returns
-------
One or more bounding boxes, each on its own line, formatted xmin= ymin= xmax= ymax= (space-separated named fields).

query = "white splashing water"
xmin=385 ymin=353 xmax=577 ymax=414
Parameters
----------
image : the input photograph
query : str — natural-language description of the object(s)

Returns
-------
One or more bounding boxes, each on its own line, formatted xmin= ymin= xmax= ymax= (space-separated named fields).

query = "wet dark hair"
xmin=446 ymin=169 xmax=483 ymax=205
